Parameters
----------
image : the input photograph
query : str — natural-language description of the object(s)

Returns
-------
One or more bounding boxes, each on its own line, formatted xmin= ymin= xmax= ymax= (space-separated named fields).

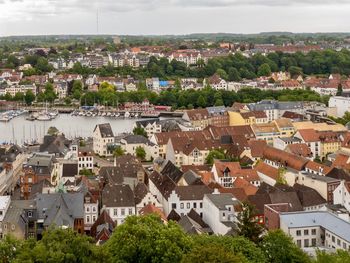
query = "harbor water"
xmin=0 ymin=113 xmax=143 ymax=144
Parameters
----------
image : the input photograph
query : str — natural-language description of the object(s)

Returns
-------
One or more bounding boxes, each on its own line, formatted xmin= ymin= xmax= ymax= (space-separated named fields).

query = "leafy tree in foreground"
xmin=106 ymin=215 xmax=193 ymax=263
xmin=260 ymin=230 xmax=311 ymax=263
xmin=0 ymin=235 xmax=22 ymax=263
xmin=316 ymin=249 xmax=350 ymax=263
xmin=14 ymin=228 xmax=106 ymax=263
xmin=181 ymin=244 xmax=242 ymax=263
xmin=236 ymin=202 xmax=264 ymax=244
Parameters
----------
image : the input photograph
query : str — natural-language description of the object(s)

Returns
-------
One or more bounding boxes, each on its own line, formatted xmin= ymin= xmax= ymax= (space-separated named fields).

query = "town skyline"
xmin=1 ymin=0 xmax=350 ymax=36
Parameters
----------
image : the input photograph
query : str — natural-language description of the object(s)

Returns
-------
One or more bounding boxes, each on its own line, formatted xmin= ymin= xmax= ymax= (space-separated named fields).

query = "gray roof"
xmin=174 ymin=185 xmax=213 ymax=201
xmin=36 ymin=193 xmax=84 ymax=227
xmin=95 ymin=123 xmax=114 ymax=138
xmin=280 ymin=211 xmax=350 ymax=242
xmin=206 ymin=106 xmax=227 ymax=115
xmin=102 ymin=184 xmax=135 ymax=207
xmin=136 ymin=119 xmax=160 ymax=127
xmin=279 ymin=137 xmax=302 ymax=143
xmin=182 ymin=170 xmax=203 ymax=185
xmin=3 ymin=200 xmax=35 ymax=223
xmin=301 ymin=172 xmax=340 ymax=183
xmin=205 ymin=193 xmax=239 ymax=210
xmin=248 ymin=100 xmax=303 ymax=111
xmin=26 ymin=153 xmax=54 ymax=167
xmin=122 ymin=135 xmax=151 ymax=145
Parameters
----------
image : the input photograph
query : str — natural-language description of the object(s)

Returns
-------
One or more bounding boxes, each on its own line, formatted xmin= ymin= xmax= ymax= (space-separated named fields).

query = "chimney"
xmin=213 ymin=188 xmax=220 ymax=194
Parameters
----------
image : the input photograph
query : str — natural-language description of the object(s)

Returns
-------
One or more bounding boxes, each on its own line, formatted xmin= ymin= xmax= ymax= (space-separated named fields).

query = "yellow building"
xmin=228 ymin=111 xmax=268 ymax=126
xmin=293 ymin=121 xmax=346 ymax=132
xmin=251 ymin=122 xmax=281 ymax=145
xmin=274 ymin=118 xmax=295 ymax=137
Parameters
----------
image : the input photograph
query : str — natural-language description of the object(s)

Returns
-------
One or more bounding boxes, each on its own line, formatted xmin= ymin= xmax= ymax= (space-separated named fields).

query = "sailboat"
xmin=37 ymin=102 xmax=51 ymax=121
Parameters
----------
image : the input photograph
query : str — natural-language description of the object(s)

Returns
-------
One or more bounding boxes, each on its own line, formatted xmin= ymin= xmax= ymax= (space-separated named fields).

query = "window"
xmin=86 ymin=216 xmax=90 ymax=223
xmin=128 ymin=208 xmax=133 ymax=215
xmin=193 ymin=203 xmax=197 ymax=209
xmin=332 ymin=236 xmax=335 ymax=242
xmin=113 ymin=209 xmax=118 ymax=216
xmin=312 ymin=229 xmax=316 ymax=235
xmin=27 ymin=211 xmax=32 ymax=217
xmin=304 ymin=239 xmax=309 ymax=247
xmin=312 ymin=238 xmax=316 ymax=247
xmin=296 ymin=230 xmax=301 ymax=236
xmin=337 ymin=239 xmax=341 ymax=246
xmin=200 ymin=202 xmax=203 ymax=209
xmin=86 ymin=207 xmax=90 ymax=213
xmin=304 ymin=230 xmax=309 ymax=236
xmin=187 ymin=203 xmax=190 ymax=209
xmin=297 ymin=240 xmax=302 ymax=248
xmin=180 ymin=203 xmax=184 ymax=209
xmin=121 ymin=209 xmax=125 ymax=216
xmin=92 ymin=206 xmax=96 ymax=212
xmin=343 ymin=243 xmax=347 ymax=249
xmin=92 ymin=216 xmax=96 ymax=222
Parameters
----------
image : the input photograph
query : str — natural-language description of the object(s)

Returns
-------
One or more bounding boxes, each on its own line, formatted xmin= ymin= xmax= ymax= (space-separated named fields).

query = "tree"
xmin=14 ymin=228 xmax=106 ymax=263
xmin=261 ymin=230 xmax=311 ymax=263
xmin=288 ymin=66 xmax=303 ymax=78
xmin=230 ymin=236 xmax=267 ymax=263
xmin=316 ymin=250 xmax=350 ymax=263
xmin=72 ymin=80 xmax=83 ymax=100
xmin=337 ymin=83 xmax=343 ymax=96
xmin=205 ymin=149 xmax=227 ymax=165
xmin=43 ymin=83 xmax=57 ymax=103
xmin=196 ymin=95 xmax=207 ymax=108
xmin=113 ymin=146 xmax=125 ymax=157
xmin=181 ymin=244 xmax=241 ymax=263
xmin=47 ymin=126 xmax=59 ymax=136
xmin=236 ymin=202 xmax=264 ymax=244
xmin=24 ymin=90 xmax=35 ymax=105
xmin=106 ymin=215 xmax=192 ymax=263
xmin=135 ymin=146 xmax=146 ymax=161
xmin=277 ymin=167 xmax=287 ymax=184
xmin=0 ymin=235 xmax=22 ymax=263
xmin=133 ymin=126 xmax=148 ymax=138
xmin=257 ymin=63 xmax=272 ymax=77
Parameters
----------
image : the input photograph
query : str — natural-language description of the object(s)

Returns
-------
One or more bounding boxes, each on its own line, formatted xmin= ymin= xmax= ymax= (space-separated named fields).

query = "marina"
xmin=0 ymin=113 xmax=156 ymax=144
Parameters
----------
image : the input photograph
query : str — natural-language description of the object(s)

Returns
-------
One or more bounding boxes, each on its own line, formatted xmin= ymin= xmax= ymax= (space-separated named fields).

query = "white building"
xmin=134 ymin=119 xmax=162 ymax=138
xmin=203 ymin=191 xmax=239 ymax=235
xmin=102 ymin=184 xmax=136 ymax=225
xmin=333 ymin=181 xmax=350 ymax=212
xmin=280 ymin=211 xmax=350 ymax=251
xmin=120 ymin=135 xmax=159 ymax=161
xmin=329 ymin=96 xmax=350 ymax=118
xmin=165 ymin=185 xmax=212 ymax=217
xmin=0 ymin=196 xmax=11 ymax=222
xmin=93 ymin=123 xmax=115 ymax=157
xmin=78 ymin=151 xmax=94 ymax=173
xmin=84 ymin=192 xmax=98 ymax=231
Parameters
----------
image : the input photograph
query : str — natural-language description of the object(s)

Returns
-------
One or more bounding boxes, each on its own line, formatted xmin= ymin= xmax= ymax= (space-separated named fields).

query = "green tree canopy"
xmin=257 ymin=63 xmax=272 ymax=77
xmin=133 ymin=126 xmax=148 ymax=137
xmin=236 ymin=202 xmax=264 ymax=244
xmin=205 ymin=149 xmax=227 ymax=165
xmin=261 ymin=230 xmax=311 ymax=263
xmin=135 ymin=146 xmax=146 ymax=161
xmin=106 ymin=215 xmax=192 ymax=263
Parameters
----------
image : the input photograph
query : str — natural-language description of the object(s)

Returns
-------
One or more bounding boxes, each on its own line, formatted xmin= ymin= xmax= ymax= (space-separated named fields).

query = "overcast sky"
xmin=0 ymin=0 xmax=349 ymax=36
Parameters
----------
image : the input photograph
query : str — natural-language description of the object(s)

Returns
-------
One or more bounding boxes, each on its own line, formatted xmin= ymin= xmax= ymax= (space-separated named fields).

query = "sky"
xmin=0 ymin=0 xmax=349 ymax=36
